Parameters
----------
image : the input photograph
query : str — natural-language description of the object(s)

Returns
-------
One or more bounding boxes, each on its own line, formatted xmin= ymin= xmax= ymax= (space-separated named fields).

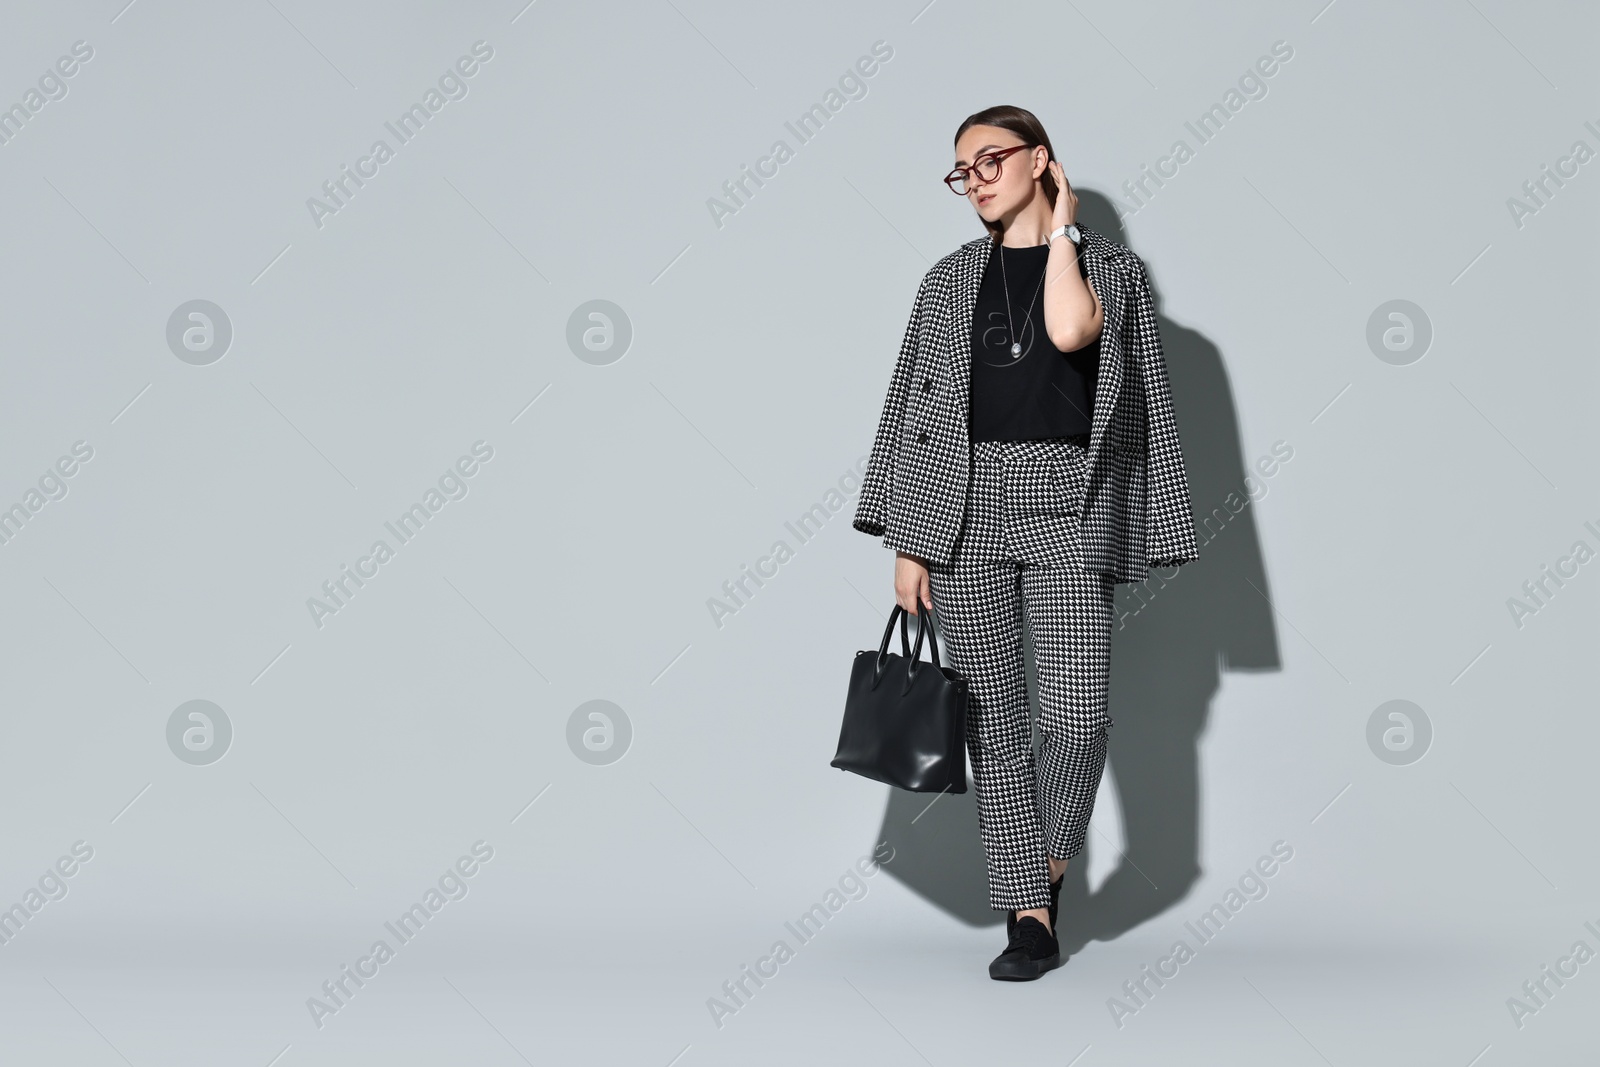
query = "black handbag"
xmin=831 ymin=602 xmax=970 ymax=794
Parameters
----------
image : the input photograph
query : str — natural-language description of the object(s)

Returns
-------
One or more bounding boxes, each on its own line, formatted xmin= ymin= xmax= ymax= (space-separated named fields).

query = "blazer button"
xmin=916 ymin=431 xmax=929 ymax=443
xmin=921 ymin=378 xmax=933 ymax=392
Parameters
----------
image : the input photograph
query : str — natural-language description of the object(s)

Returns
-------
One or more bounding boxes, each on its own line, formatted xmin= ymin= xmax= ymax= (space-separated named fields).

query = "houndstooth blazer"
xmin=852 ymin=224 xmax=1199 ymax=584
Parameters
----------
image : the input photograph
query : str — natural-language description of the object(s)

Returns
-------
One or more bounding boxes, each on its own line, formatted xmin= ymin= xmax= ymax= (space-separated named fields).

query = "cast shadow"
xmin=873 ymin=191 xmax=1283 ymax=957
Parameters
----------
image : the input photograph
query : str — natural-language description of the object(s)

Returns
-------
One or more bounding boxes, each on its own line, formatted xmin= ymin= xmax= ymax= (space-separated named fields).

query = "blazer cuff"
xmin=852 ymin=516 xmax=887 ymax=538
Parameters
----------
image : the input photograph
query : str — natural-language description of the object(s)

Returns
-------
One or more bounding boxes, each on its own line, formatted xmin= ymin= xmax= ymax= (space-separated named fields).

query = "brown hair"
xmin=953 ymin=105 xmax=1059 ymax=243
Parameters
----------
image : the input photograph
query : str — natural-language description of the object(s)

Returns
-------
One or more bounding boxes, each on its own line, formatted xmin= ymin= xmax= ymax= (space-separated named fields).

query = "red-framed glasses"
xmin=944 ymin=144 xmax=1037 ymax=195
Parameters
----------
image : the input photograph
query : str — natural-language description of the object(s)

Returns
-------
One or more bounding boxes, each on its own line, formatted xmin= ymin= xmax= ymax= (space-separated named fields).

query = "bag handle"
xmin=898 ymin=601 xmax=942 ymax=670
xmin=873 ymin=602 xmax=942 ymax=689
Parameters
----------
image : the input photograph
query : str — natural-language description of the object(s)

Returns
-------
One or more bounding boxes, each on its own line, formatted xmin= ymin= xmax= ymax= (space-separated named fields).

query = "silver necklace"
xmin=997 ymin=241 xmax=1048 ymax=358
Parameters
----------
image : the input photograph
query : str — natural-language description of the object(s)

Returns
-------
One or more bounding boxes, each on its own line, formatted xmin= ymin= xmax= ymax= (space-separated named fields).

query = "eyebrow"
xmin=954 ymin=143 xmax=1010 ymax=166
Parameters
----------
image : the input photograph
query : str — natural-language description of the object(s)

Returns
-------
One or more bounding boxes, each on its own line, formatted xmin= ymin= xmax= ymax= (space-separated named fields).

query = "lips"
xmin=977 ymin=194 xmax=994 ymax=205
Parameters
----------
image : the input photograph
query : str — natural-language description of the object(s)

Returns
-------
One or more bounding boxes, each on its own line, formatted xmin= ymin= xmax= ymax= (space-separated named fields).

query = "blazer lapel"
xmin=947 ymin=236 xmax=989 ymax=447
xmin=1077 ymin=225 xmax=1124 ymax=476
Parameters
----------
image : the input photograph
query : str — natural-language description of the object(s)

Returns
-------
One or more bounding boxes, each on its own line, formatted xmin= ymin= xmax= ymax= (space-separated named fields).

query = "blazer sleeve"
xmin=1127 ymin=256 xmax=1200 ymax=568
xmin=853 ymin=270 xmax=936 ymax=540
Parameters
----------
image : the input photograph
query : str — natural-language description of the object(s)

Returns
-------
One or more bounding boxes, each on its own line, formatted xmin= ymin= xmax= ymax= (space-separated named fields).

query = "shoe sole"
xmin=988 ymin=952 xmax=1063 ymax=981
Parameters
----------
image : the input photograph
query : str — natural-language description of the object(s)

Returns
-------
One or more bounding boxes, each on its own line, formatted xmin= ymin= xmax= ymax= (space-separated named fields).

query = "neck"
xmin=996 ymin=190 xmax=1055 ymax=247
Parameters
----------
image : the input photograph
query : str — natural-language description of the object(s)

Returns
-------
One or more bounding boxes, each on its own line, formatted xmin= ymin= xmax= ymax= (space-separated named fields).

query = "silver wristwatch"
xmin=1048 ymin=223 xmax=1082 ymax=246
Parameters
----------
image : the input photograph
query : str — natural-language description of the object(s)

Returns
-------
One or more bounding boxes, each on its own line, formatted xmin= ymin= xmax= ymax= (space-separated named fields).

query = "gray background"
xmin=2 ymin=0 xmax=1597 ymax=1064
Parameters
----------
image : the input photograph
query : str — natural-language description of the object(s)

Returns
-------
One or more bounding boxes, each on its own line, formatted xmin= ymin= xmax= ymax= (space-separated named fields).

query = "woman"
xmin=852 ymin=105 xmax=1199 ymax=981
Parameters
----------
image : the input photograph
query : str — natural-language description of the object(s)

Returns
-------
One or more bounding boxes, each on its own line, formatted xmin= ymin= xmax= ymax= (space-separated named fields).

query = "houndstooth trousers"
xmin=925 ymin=436 xmax=1115 ymax=913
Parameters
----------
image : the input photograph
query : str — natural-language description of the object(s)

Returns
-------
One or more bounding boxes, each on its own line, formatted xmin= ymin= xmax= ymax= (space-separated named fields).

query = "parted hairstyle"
xmin=953 ymin=105 xmax=1061 ymax=244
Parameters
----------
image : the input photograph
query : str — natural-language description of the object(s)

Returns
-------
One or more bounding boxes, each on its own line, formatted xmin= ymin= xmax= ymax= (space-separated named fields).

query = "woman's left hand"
xmin=1049 ymin=160 xmax=1077 ymax=230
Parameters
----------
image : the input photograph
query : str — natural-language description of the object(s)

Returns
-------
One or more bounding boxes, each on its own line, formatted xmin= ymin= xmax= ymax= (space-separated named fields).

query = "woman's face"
xmin=952 ymin=125 xmax=1044 ymax=222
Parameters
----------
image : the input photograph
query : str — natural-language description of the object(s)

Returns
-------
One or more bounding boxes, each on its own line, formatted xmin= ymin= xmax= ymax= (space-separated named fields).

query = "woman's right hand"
xmin=894 ymin=551 xmax=933 ymax=614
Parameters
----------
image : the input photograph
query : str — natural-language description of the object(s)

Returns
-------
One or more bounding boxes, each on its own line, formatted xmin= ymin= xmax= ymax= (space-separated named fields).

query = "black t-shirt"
xmin=968 ymin=240 xmax=1099 ymax=442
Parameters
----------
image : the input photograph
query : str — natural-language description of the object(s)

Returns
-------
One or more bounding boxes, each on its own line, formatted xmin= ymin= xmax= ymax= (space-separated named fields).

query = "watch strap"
xmin=1049 ymin=224 xmax=1081 ymax=246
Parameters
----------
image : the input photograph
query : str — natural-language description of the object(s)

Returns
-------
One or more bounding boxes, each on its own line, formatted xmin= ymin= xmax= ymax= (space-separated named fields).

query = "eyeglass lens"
xmin=950 ymin=153 xmax=1006 ymax=193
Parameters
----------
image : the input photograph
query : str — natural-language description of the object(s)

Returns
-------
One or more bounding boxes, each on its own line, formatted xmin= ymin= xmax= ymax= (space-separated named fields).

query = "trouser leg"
xmin=1021 ymin=561 xmax=1116 ymax=863
xmin=927 ymin=558 xmax=1053 ymax=913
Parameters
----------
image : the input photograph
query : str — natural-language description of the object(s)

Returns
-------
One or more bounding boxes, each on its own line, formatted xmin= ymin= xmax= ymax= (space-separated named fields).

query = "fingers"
xmin=893 ymin=553 xmax=933 ymax=614
xmin=894 ymin=582 xmax=929 ymax=613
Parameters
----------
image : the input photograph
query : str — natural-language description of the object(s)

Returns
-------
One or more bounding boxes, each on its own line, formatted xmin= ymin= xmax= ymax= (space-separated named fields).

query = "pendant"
xmin=1010 ymin=342 xmax=1022 ymax=355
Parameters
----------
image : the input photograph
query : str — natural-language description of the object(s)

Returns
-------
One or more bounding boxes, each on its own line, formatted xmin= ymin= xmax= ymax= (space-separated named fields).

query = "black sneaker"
xmin=1006 ymin=872 xmax=1065 ymax=939
xmin=989 ymin=915 xmax=1061 ymax=981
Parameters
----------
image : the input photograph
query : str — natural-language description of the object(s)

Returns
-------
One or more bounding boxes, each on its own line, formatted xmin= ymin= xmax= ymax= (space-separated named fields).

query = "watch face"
xmin=1066 ymin=224 xmax=1081 ymax=240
